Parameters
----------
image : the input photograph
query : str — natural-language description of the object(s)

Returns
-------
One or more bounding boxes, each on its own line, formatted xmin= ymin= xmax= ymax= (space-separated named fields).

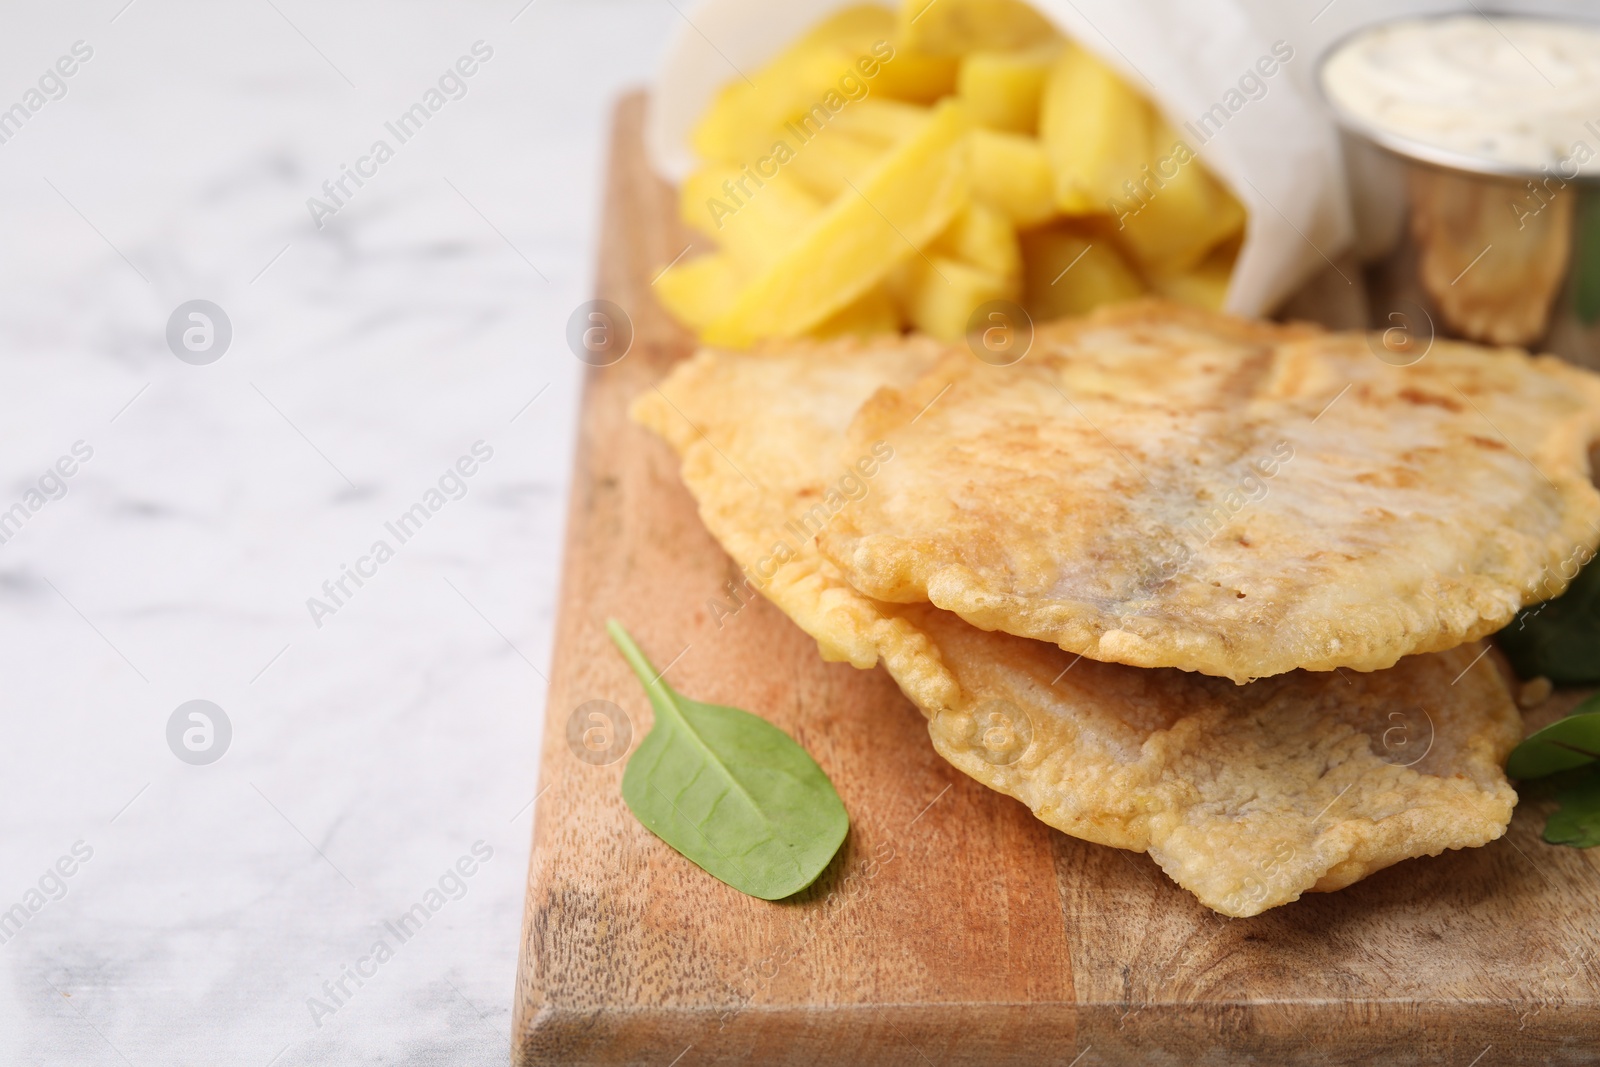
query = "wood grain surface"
xmin=512 ymin=93 xmax=1600 ymax=1067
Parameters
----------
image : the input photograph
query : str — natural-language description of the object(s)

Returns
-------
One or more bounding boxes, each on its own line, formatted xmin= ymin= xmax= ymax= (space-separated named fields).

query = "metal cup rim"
xmin=1314 ymin=9 xmax=1600 ymax=185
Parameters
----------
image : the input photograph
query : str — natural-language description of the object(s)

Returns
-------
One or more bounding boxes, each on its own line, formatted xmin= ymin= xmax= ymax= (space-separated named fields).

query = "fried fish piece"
xmin=630 ymin=336 xmax=1521 ymax=917
xmin=817 ymin=300 xmax=1600 ymax=682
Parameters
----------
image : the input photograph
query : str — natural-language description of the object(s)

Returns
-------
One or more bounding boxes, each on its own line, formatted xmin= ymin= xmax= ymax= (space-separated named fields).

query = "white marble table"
xmin=0 ymin=1 xmax=669 ymax=1063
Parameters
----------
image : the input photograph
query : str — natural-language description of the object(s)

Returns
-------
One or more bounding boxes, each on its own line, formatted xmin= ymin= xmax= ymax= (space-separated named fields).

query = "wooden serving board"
xmin=513 ymin=93 xmax=1600 ymax=1066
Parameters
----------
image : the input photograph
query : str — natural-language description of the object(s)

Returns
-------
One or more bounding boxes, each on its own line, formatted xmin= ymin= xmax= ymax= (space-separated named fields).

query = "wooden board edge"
xmin=511 ymin=89 xmax=657 ymax=1055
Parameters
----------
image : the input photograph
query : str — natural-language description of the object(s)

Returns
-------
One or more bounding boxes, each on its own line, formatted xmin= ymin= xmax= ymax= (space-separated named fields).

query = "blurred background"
xmin=0 ymin=1 xmax=1590 ymax=1065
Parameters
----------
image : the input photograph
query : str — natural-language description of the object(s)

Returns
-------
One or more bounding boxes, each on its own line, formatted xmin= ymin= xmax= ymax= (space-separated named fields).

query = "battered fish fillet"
xmin=818 ymin=301 xmax=1600 ymax=682
xmin=630 ymin=336 xmax=1521 ymax=917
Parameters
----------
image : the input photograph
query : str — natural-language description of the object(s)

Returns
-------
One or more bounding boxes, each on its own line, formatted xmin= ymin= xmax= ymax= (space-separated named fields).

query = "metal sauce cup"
xmin=1317 ymin=15 xmax=1600 ymax=369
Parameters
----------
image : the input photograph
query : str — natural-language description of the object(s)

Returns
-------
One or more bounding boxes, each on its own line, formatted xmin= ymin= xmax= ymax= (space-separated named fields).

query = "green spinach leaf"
xmin=608 ymin=620 xmax=849 ymax=900
xmin=1505 ymin=697 xmax=1600 ymax=780
xmin=1544 ymin=766 xmax=1600 ymax=848
xmin=1505 ymin=693 xmax=1600 ymax=849
xmin=1497 ymin=556 xmax=1600 ymax=685
xmin=1572 ymin=186 xmax=1600 ymax=326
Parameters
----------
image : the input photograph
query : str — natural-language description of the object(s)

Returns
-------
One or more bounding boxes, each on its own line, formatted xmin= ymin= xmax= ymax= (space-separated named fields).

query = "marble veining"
xmin=0 ymin=1 xmax=671 ymax=1063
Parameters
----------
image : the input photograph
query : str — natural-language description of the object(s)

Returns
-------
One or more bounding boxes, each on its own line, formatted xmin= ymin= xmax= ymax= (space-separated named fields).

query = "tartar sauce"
xmin=1320 ymin=15 xmax=1600 ymax=177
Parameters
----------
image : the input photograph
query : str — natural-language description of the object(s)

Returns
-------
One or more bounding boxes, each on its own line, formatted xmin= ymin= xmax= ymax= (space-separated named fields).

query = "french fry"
xmin=794 ymin=5 xmax=897 ymax=49
xmin=896 ymin=255 xmax=1014 ymax=341
xmin=930 ymin=201 xmax=1020 ymax=280
xmin=703 ymin=100 xmax=971 ymax=347
xmin=968 ymin=127 xmax=1056 ymax=229
xmin=1039 ymin=45 xmax=1153 ymax=215
xmin=826 ymin=99 xmax=930 ymax=146
xmin=656 ymin=253 xmax=745 ymax=331
xmin=1111 ymin=120 xmax=1247 ymax=271
xmin=1146 ymin=235 xmax=1241 ymax=311
xmin=680 ymin=167 xmax=821 ymax=268
xmin=785 ymin=130 xmax=889 ymax=200
xmin=669 ymin=1 xmax=1252 ymax=346
xmin=692 ymin=6 xmax=898 ymax=165
xmin=809 ymin=285 xmax=903 ymax=338
xmin=873 ymin=47 xmax=960 ymax=104
xmin=958 ymin=44 xmax=1060 ymax=133
xmin=1020 ymin=224 xmax=1145 ymax=322
xmin=897 ymin=0 xmax=1060 ymax=57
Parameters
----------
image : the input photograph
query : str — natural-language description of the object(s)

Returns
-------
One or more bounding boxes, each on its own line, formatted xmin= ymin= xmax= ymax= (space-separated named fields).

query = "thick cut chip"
xmin=893 ymin=254 xmax=1013 ymax=341
xmin=701 ymin=100 xmax=971 ymax=347
xmin=785 ymin=130 xmax=889 ymax=201
xmin=809 ymin=285 xmax=901 ymax=339
xmin=1039 ymin=45 xmax=1152 ymax=215
xmin=826 ymin=99 xmax=931 ymax=145
xmin=817 ymin=301 xmax=1600 ymax=681
xmin=691 ymin=6 xmax=899 ymax=165
xmin=1020 ymin=223 xmax=1145 ymax=321
xmin=653 ymin=253 xmax=744 ymax=331
xmin=929 ymin=202 xmax=1020 ymax=279
xmin=1113 ymin=121 xmax=1246 ymax=272
xmin=1146 ymin=234 xmax=1240 ymax=312
xmin=958 ymin=45 xmax=1060 ymax=133
xmin=896 ymin=0 xmax=1060 ymax=57
xmin=872 ymin=49 xmax=960 ymax=104
xmin=680 ymin=167 xmax=821 ymax=268
xmin=969 ymin=127 xmax=1057 ymax=229
xmin=630 ymin=336 xmax=1521 ymax=916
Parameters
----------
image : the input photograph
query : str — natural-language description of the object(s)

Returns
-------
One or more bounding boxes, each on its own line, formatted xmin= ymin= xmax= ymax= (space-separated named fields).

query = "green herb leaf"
xmin=1543 ymin=766 xmax=1600 ymax=848
xmin=1497 ymin=556 xmax=1600 ymax=685
xmin=1572 ymin=186 xmax=1600 ymax=326
xmin=607 ymin=620 xmax=849 ymax=900
xmin=1505 ymin=697 xmax=1600 ymax=780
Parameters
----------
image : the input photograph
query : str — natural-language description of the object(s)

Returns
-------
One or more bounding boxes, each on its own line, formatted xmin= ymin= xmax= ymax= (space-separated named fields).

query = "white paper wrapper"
xmin=646 ymin=0 xmax=1354 ymax=317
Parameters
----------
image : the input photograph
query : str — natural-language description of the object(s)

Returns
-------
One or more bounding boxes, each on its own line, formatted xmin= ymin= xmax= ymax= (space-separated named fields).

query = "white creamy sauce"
xmin=1321 ymin=15 xmax=1600 ymax=175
